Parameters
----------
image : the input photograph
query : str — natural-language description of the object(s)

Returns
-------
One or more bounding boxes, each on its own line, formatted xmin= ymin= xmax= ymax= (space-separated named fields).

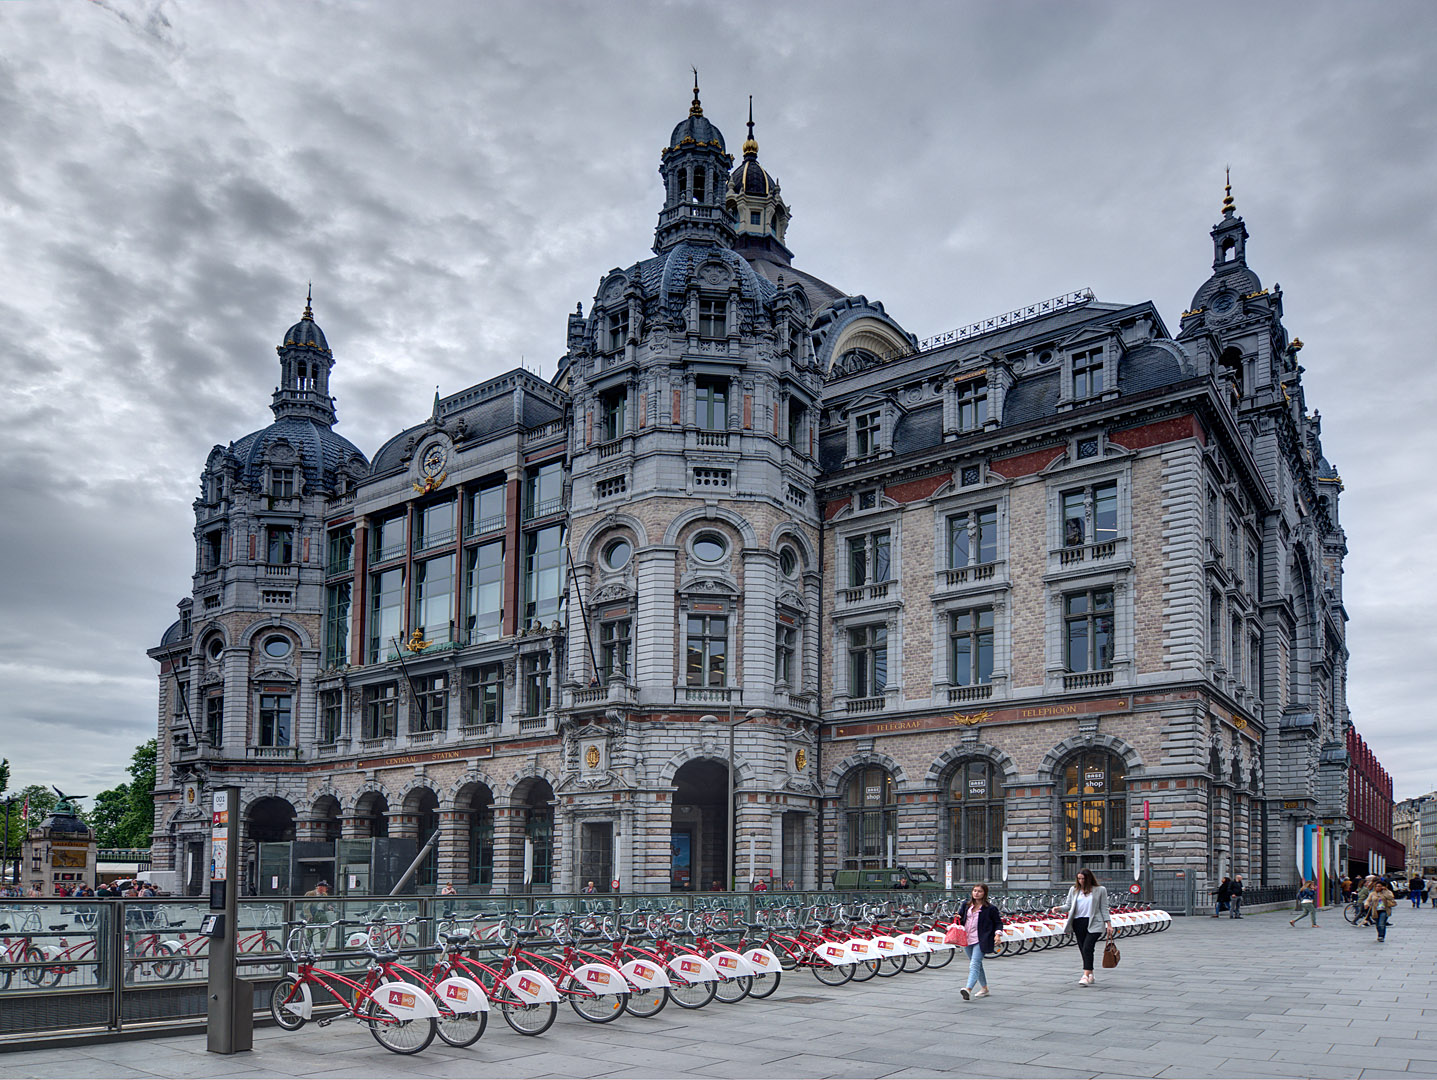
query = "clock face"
xmin=1211 ymin=291 xmax=1237 ymax=314
xmin=421 ymin=444 xmax=447 ymax=478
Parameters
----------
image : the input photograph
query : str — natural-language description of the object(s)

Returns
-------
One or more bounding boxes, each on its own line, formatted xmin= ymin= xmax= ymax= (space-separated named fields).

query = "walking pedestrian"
xmin=1229 ymin=874 xmax=1244 ymax=918
xmin=1409 ymin=874 xmax=1424 ymax=910
xmin=1213 ymin=876 xmax=1231 ymax=917
xmin=1356 ymin=875 xmax=1376 ymax=925
xmin=956 ymin=882 xmax=1002 ymax=1001
xmin=1366 ymin=879 xmax=1396 ymax=943
xmin=1063 ymin=868 xmax=1113 ymax=986
xmin=1290 ymin=879 xmax=1319 ymax=928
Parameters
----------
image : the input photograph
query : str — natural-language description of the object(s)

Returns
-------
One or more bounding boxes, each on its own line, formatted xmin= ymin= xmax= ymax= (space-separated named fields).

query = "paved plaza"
xmin=4 ymin=906 xmax=1437 ymax=1079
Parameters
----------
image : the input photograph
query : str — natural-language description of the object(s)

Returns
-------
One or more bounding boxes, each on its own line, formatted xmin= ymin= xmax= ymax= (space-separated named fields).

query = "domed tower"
xmin=148 ymin=295 xmax=368 ymax=897
xmin=728 ymin=99 xmax=792 ymax=265
xmin=558 ymin=87 xmax=825 ymax=892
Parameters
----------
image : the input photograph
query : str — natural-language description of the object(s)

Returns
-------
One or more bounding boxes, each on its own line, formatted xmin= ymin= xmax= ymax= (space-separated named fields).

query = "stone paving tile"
xmin=1025 ymin=1052 xmax=1168 ymax=1078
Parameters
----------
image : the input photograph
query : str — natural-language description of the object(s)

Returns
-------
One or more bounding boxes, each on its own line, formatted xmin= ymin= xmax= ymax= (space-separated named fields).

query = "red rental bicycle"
xmin=268 ymin=920 xmax=438 ymax=1055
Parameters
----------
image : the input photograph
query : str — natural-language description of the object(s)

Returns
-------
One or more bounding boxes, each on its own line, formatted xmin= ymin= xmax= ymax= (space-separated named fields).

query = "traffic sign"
xmin=1129 ymin=883 xmax=1141 ymax=895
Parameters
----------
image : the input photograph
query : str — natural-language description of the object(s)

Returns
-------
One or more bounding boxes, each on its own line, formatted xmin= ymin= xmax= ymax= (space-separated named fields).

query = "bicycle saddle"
xmin=373 ymin=950 xmax=400 ymax=963
xmin=746 ymin=923 xmax=765 ymax=931
xmin=515 ymin=929 xmax=539 ymax=939
xmin=49 ymin=924 xmax=67 ymax=931
xmin=442 ymin=932 xmax=470 ymax=945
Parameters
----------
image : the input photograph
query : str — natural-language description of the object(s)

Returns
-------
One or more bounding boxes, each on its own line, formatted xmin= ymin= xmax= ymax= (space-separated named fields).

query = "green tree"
xmin=90 ymin=784 xmax=132 ymax=847
xmin=92 ymin=741 xmax=157 ymax=848
xmin=0 ymin=758 xmax=9 ymax=795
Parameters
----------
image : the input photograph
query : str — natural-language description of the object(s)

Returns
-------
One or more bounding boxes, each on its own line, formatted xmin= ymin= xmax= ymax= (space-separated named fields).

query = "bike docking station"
xmin=206 ymin=785 xmax=252 ymax=1054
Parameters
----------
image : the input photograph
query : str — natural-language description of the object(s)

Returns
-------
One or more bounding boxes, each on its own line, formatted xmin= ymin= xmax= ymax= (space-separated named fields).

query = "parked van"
xmin=830 ymin=866 xmax=940 ymax=890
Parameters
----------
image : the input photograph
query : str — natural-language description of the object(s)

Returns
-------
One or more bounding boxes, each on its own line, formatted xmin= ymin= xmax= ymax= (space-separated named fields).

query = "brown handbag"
xmin=1102 ymin=940 xmax=1121 ymax=968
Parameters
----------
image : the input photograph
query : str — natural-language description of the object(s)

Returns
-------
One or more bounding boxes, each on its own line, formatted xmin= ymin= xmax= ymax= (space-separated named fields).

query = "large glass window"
xmin=848 ymin=625 xmax=887 ymax=698
xmin=411 ymin=672 xmax=447 ymax=733
xmin=685 ymin=615 xmax=728 ymax=686
xmin=949 ymin=608 xmax=994 ymax=686
xmin=319 ymin=689 xmax=343 ymax=744
xmin=948 ymin=508 xmax=998 ymax=568
xmin=414 ymin=500 xmax=456 ymax=552
xmin=947 ymin=760 xmax=1004 ymax=882
xmin=257 ymin=693 xmax=291 ymax=747
xmin=523 ymin=653 xmax=551 ymax=716
xmin=369 ymin=567 xmax=405 ymax=662
xmin=374 ymin=515 xmax=406 ymax=563
xmin=412 ymin=555 xmax=454 ymax=644
xmin=775 ymin=622 xmax=797 ymax=685
xmin=466 ymin=481 xmax=506 ymax=537
xmin=327 ymin=527 xmax=353 ymax=574
xmin=464 ymin=540 xmax=504 ymax=644
xmin=844 ymin=766 xmax=896 ymax=870
xmin=1059 ymin=749 xmax=1127 ymax=879
xmin=847 ymin=531 xmax=891 ymax=586
xmin=266 ymin=526 xmax=293 ymax=565
xmin=601 ymin=389 xmax=627 ymax=441
xmin=599 ymin=617 xmax=632 ymax=683
xmin=324 ymin=582 xmax=352 ymax=666
xmin=522 ymin=525 xmax=565 ymax=626
xmin=363 ymin=683 xmax=398 ymax=740
xmin=525 ymin=462 xmax=564 ymax=520
xmin=526 ymin=798 xmax=554 ymax=886
xmin=1064 ymin=588 xmax=1114 ymax=672
xmin=204 ymin=694 xmax=224 ymax=747
xmin=470 ymin=804 xmax=494 ymax=887
xmin=695 ymin=376 xmax=728 ymax=430
xmin=464 ymin=663 xmax=504 ymax=726
xmin=1062 ymin=482 xmax=1118 ymax=547
xmin=787 ymin=400 xmax=805 ymax=450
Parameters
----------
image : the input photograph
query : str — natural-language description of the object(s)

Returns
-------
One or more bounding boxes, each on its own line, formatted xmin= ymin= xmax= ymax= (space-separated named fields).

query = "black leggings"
xmin=1072 ymin=916 xmax=1103 ymax=970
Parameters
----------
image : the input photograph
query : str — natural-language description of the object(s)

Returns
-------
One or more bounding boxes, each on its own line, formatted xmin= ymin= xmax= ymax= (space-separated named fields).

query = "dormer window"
xmin=698 ymin=297 xmax=727 ymax=339
xmin=606 ymin=309 xmax=628 ymax=353
xmin=854 ymin=410 xmax=881 ymax=458
xmin=1072 ymin=348 xmax=1105 ymax=400
xmin=270 ymin=467 xmax=296 ymax=498
xmin=956 ymin=378 xmax=988 ymax=431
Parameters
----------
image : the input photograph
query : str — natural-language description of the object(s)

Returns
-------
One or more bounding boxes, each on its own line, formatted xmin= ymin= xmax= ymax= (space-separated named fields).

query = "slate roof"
xmin=230 ymin=417 xmax=366 ymax=491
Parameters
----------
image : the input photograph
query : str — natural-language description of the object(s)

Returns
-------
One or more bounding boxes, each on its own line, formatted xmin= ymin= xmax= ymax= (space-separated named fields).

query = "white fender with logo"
xmin=743 ymin=947 xmax=782 ymax=972
xmin=372 ymin=980 xmax=441 ymax=1021
xmin=870 ymin=935 xmax=902 ymax=957
xmin=619 ymin=958 xmax=672 ymax=989
xmin=708 ymin=949 xmax=759 ymax=977
xmin=503 ymin=967 xmax=562 ymax=1004
xmin=842 ymin=937 xmax=872 ymax=961
xmin=920 ymin=929 xmax=956 ymax=951
xmin=899 ymin=932 xmax=930 ymax=954
xmin=346 ymin=931 xmax=369 ymax=951
xmin=433 ymin=974 xmax=489 ymax=1013
xmin=569 ymin=962 xmax=628 ymax=994
xmin=813 ymin=940 xmax=852 ymax=965
xmin=668 ymin=953 xmax=721 ymax=983
xmin=277 ymin=979 xmax=314 ymax=1020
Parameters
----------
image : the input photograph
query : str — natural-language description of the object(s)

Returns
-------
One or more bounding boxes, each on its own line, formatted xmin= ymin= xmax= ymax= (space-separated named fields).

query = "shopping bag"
xmin=943 ymin=923 xmax=968 ymax=947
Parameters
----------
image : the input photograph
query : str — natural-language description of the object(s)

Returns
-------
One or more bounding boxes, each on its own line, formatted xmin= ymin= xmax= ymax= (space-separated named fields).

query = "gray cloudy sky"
xmin=2 ymin=1 xmax=1435 ymax=801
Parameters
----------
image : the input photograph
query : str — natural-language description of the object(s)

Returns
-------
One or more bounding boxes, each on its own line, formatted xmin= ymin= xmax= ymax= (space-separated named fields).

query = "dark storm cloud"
xmin=1 ymin=0 xmax=1434 ymax=797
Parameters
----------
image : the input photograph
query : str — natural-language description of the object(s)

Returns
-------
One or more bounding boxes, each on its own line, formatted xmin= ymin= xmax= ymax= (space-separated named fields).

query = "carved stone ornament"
xmin=592 ymin=583 xmax=633 ymax=603
xmin=585 ymin=745 xmax=601 ymax=769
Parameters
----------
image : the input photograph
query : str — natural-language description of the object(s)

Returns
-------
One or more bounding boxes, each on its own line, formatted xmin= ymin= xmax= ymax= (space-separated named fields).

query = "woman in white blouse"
xmin=1062 ymin=868 xmax=1113 ymax=986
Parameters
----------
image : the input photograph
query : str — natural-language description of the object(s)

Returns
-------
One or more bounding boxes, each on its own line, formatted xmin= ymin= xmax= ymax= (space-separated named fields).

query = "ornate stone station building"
xmin=149 ymin=90 xmax=1355 ymax=897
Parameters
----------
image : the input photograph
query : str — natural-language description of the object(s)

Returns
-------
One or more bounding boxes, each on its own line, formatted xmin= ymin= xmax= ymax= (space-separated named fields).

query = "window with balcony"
xmin=853 ymin=410 xmax=881 ymax=458
xmin=257 ymin=693 xmax=292 ymax=747
xmin=1064 ymin=588 xmax=1114 ymax=673
xmin=606 ymin=308 xmax=629 ymax=353
xmin=363 ymin=683 xmax=397 ymax=740
xmin=204 ymin=693 xmax=224 ymax=747
xmin=464 ymin=663 xmax=504 ymax=726
xmin=775 ymin=621 xmax=797 ymax=685
xmin=525 ymin=461 xmax=564 ymax=520
xmin=685 ymin=614 xmax=728 ymax=687
xmin=848 ymin=624 xmax=888 ymax=698
xmin=415 ymin=500 xmax=456 ymax=552
xmin=412 ymin=555 xmax=454 ymax=644
xmin=266 ymin=526 xmax=293 ymax=565
xmin=1061 ymin=482 xmax=1118 ymax=549
xmin=466 ymin=481 xmax=506 ymax=537
xmin=787 ymin=400 xmax=805 ymax=450
xmin=1232 ymin=615 xmax=1244 ymax=683
xmin=203 ymin=529 xmax=224 ymax=570
xmin=319 ymin=689 xmax=342 ymax=744
xmin=522 ymin=525 xmax=565 ymax=626
xmin=698 ymin=297 xmax=727 ymax=339
xmin=369 ymin=567 xmax=405 ymax=661
xmin=847 ymin=530 xmax=891 ymax=587
xmin=523 ymin=653 xmax=552 ymax=716
xmin=269 ymin=467 xmax=295 ymax=498
xmin=1249 ymin=633 xmax=1261 ymax=691
xmin=1209 ymin=589 xmax=1223 ymax=663
xmin=464 ymin=540 xmax=504 ymax=644
xmin=949 ymin=608 xmax=994 ymax=687
xmin=374 ymin=515 xmax=406 ymax=563
xmin=599 ymin=617 xmax=632 ymax=683
xmin=601 ymin=388 xmax=627 ymax=441
xmin=956 ymin=378 xmax=988 ymax=431
xmin=411 ymin=673 xmax=447 ymax=733
xmin=947 ymin=508 xmax=998 ymax=569
xmin=695 ymin=376 xmax=728 ymax=430
xmin=1072 ymin=348 xmax=1105 ymax=399
xmin=326 ymin=527 xmax=353 ymax=574
xmin=324 ymin=582 xmax=351 ymax=666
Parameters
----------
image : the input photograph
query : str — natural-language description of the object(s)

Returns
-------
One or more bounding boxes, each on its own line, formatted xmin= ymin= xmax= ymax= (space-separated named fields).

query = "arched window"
xmin=946 ymin=760 xmax=1004 ymax=883
xmin=523 ymin=781 xmax=555 ymax=887
xmin=1058 ymin=749 xmax=1127 ymax=881
xmin=843 ymin=766 xmax=896 ymax=870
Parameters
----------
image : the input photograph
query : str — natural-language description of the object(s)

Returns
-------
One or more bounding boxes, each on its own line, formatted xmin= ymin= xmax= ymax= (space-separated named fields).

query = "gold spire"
xmin=302 ymin=281 xmax=314 ymax=321
xmin=742 ymin=94 xmax=758 ymax=157
xmin=690 ymin=68 xmax=703 ymax=116
xmin=1222 ymin=167 xmax=1236 ymax=216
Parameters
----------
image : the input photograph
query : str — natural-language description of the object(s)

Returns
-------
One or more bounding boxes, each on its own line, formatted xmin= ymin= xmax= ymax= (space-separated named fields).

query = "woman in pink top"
xmin=957 ymin=883 xmax=1003 ymax=1001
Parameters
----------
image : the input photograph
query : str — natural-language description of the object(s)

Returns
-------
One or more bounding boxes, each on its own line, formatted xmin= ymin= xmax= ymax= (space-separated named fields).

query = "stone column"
xmin=491 ymin=803 xmax=526 ymax=895
xmin=436 ymin=810 xmax=468 ymax=891
xmin=341 ymin=814 xmax=367 ymax=840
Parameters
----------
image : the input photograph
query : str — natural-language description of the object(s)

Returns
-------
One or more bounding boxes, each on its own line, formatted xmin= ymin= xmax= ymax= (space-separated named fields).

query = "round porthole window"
xmin=603 ymin=538 xmax=632 ymax=571
xmin=779 ymin=547 xmax=798 ymax=577
xmin=205 ymin=638 xmax=223 ymax=661
xmin=262 ymin=636 xmax=292 ymax=659
xmin=693 ymin=533 xmax=727 ymax=563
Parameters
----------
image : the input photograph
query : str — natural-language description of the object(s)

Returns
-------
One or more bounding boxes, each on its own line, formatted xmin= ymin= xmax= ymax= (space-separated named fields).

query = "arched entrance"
xmin=312 ymin=795 xmax=342 ymax=843
xmin=355 ymin=792 xmax=389 ymax=837
xmin=671 ymin=759 xmax=729 ymax=891
xmin=247 ymin=797 xmax=296 ymax=844
xmin=404 ymin=788 xmax=440 ymax=890
xmin=245 ymin=797 xmax=295 ymax=896
xmin=513 ymin=779 xmax=555 ymax=890
xmin=457 ymin=782 xmax=495 ymax=890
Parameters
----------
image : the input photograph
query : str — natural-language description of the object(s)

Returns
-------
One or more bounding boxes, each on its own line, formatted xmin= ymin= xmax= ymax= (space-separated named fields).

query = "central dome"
xmin=669 ymin=113 xmax=725 ymax=152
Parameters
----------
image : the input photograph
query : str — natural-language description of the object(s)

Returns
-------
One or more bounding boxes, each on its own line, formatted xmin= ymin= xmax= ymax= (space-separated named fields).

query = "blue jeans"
xmin=1376 ymin=909 xmax=1389 ymax=941
xmin=963 ymin=943 xmax=987 ymax=989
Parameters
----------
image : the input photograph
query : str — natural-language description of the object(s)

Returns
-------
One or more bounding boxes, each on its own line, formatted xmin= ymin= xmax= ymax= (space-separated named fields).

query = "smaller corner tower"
xmin=654 ymin=72 xmax=736 ymax=253
xmin=273 ymin=285 xmax=338 ymax=426
xmin=728 ymin=98 xmax=793 ymax=266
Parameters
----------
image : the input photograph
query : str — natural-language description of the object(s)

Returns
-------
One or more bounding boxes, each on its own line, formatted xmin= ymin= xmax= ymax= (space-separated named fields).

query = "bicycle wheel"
xmin=668 ymin=972 xmax=717 ymax=1008
xmin=749 ymin=968 xmax=781 ymax=999
xmin=850 ymin=957 xmax=880 ymax=982
xmin=770 ymin=940 xmax=801 ymax=971
xmin=269 ymin=976 xmax=308 ymax=1031
xmin=624 ymin=985 xmax=669 ymax=1018
xmin=500 ymin=997 xmax=558 ymax=1036
xmin=564 ymin=974 xmax=628 ymax=1023
xmin=926 ymin=944 xmax=956 ymax=969
xmin=360 ymin=994 xmax=436 ymax=1055
xmin=150 ymin=943 xmax=181 ymax=981
xmin=436 ymin=1001 xmax=486 ymax=1048
xmin=712 ymin=973 xmax=752 ymax=1003
xmin=1344 ymin=903 xmax=1359 ymax=925
xmin=810 ymin=959 xmax=854 ymax=986
xmin=875 ymin=954 xmax=905 ymax=977
xmin=907 ymin=948 xmax=931 ymax=971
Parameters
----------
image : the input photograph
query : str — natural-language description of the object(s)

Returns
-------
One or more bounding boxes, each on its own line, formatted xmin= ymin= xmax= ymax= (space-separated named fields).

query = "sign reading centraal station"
xmin=832 ymin=697 xmax=1131 ymax=740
